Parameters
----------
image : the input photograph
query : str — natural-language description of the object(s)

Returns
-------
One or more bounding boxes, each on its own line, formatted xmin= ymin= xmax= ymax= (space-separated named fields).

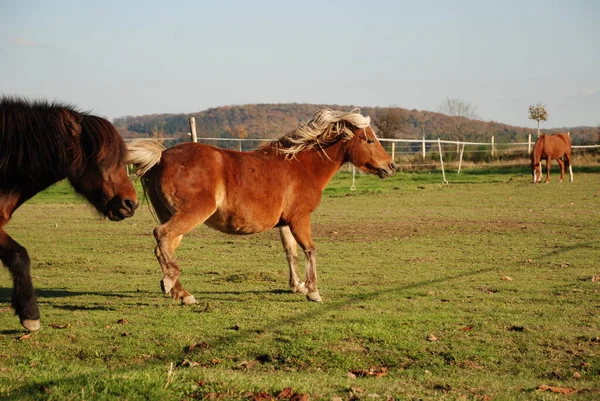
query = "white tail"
xmin=127 ymin=139 xmax=165 ymax=177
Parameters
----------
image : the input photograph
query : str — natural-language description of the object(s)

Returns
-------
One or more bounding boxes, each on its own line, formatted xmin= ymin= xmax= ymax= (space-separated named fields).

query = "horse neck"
xmin=294 ymin=140 xmax=347 ymax=190
xmin=532 ymin=137 xmax=544 ymax=163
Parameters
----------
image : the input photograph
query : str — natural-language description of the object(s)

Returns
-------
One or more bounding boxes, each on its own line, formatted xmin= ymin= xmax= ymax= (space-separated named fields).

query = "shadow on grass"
xmin=0 ymin=287 xmax=137 ymax=301
xmin=2 ymin=267 xmax=495 ymax=399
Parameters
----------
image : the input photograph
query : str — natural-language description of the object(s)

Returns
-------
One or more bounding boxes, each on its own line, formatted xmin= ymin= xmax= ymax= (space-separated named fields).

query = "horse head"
xmin=345 ymin=125 xmax=396 ymax=178
xmin=68 ymin=116 xmax=138 ymax=220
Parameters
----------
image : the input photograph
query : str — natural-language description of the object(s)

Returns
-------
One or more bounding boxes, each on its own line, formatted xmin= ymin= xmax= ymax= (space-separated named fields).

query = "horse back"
xmin=155 ymin=143 xmax=308 ymax=234
xmin=533 ymin=133 xmax=571 ymax=160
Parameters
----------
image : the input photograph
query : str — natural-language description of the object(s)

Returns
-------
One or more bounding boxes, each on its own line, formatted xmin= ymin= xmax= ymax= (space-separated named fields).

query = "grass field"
xmin=1 ymin=166 xmax=599 ymax=400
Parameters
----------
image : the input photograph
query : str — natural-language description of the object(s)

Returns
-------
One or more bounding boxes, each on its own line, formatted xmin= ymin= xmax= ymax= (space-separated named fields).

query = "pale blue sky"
xmin=1 ymin=0 xmax=598 ymax=128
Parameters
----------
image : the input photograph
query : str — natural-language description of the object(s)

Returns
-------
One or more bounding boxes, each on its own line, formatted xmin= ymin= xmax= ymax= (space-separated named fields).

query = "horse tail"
xmin=127 ymin=139 xmax=165 ymax=177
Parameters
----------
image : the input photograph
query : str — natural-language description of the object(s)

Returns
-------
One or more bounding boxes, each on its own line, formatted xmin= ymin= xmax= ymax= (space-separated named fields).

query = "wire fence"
xmin=127 ymin=135 xmax=600 ymax=184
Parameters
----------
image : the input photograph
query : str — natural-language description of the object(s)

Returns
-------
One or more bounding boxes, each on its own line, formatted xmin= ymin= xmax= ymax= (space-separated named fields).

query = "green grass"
xmin=1 ymin=167 xmax=600 ymax=400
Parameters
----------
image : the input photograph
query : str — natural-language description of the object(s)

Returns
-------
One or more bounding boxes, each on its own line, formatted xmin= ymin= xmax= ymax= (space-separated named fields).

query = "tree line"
xmin=113 ymin=102 xmax=598 ymax=146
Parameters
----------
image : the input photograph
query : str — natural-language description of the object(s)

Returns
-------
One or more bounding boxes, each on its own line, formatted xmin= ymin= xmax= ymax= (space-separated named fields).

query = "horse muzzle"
xmin=106 ymin=198 xmax=139 ymax=221
xmin=377 ymin=162 xmax=397 ymax=178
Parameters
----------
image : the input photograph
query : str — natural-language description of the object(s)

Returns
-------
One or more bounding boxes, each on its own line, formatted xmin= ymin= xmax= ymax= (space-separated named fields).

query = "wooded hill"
xmin=113 ymin=103 xmax=598 ymax=145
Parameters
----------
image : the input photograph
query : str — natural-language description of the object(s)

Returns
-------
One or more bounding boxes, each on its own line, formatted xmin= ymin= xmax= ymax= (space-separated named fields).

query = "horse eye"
xmin=366 ymin=138 xmax=375 ymax=144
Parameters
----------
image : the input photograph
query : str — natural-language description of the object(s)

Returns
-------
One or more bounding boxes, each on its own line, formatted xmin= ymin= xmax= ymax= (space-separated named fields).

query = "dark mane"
xmin=0 ymin=97 xmax=126 ymax=183
xmin=80 ymin=115 xmax=128 ymax=169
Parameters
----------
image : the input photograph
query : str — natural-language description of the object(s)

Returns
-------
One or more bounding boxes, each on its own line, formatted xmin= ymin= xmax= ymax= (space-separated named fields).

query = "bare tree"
xmin=437 ymin=97 xmax=479 ymax=141
xmin=372 ymin=107 xmax=408 ymax=139
xmin=438 ymin=97 xmax=478 ymax=119
xmin=528 ymin=103 xmax=548 ymax=137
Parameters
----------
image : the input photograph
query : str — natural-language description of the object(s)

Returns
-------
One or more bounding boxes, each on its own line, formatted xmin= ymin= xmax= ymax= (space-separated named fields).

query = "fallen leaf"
xmin=18 ymin=333 xmax=31 ymax=341
xmin=537 ymin=384 xmax=577 ymax=395
xmin=459 ymin=326 xmax=474 ymax=331
xmin=591 ymin=275 xmax=600 ymax=282
xmin=501 ymin=276 xmax=513 ymax=281
xmin=185 ymin=342 xmax=209 ymax=352
xmin=289 ymin=394 xmax=307 ymax=401
xmin=252 ymin=391 xmax=274 ymax=401
xmin=347 ymin=371 xmax=357 ymax=379
xmin=117 ymin=318 xmax=128 ymax=325
xmin=121 ymin=331 xmax=130 ymax=337
xmin=427 ymin=333 xmax=439 ymax=342
xmin=180 ymin=359 xmax=201 ymax=368
xmin=49 ymin=323 xmax=70 ymax=329
xmin=276 ymin=388 xmax=294 ymax=399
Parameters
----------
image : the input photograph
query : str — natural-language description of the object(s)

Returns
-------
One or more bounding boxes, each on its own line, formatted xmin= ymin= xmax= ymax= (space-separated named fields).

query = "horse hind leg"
xmin=0 ymin=229 xmax=40 ymax=331
xmin=153 ymin=200 xmax=217 ymax=304
xmin=556 ymin=158 xmax=565 ymax=183
xmin=288 ymin=217 xmax=322 ymax=302
xmin=279 ymin=226 xmax=308 ymax=295
xmin=565 ymin=154 xmax=574 ymax=182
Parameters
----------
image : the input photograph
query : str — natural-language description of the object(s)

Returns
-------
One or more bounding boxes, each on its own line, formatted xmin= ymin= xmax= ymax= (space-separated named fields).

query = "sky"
xmin=1 ymin=0 xmax=599 ymax=128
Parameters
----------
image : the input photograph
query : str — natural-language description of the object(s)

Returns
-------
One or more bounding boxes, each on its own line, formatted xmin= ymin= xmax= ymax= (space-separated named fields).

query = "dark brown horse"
xmin=0 ymin=97 xmax=139 ymax=331
xmin=127 ymin=108 xmax=396 ymax=304
xmin=531 ymin=133 xmax=573 ymax=183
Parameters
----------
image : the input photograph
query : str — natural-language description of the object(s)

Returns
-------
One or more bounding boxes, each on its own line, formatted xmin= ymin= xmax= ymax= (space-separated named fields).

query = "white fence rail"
xmin=126 ymin=120 xmax=599 ymax=185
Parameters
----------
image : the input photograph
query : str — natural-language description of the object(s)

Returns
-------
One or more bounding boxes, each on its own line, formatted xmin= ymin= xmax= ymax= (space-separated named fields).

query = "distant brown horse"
xmin=128 ymin=108 xmax=396 ymax=304
xmin=531 ymin=133 xmax=573 ymax=183
xmin=0 ymin=97 xmax=138 ymax=331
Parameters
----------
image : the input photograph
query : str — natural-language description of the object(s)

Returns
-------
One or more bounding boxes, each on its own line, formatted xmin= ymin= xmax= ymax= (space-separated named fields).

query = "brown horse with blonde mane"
xmin=128 ymin=108 xmax=396 ymax=304
xmin=0 ymin=97 xmax=138 ymax=331
xmin=531 ymin=133 xmax=573 ymax=183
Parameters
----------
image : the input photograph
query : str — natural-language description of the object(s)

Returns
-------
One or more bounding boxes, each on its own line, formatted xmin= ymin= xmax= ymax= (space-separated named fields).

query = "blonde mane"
xmin=266 ymin=108 xmax=371 ymax=158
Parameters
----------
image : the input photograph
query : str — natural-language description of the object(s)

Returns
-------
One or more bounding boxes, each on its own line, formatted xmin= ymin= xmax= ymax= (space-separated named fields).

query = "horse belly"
xmin=204 ymin=207 xmax=279 ymax=235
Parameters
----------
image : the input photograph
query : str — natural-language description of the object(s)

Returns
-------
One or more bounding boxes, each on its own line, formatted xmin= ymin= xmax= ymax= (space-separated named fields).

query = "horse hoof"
xmin=292 ymin=283 xmax=309 ymax=295
xmin=182 ymin=295 xmax=197 ymax=305
xmin=306 ymin=292 xmax=322 ymax=302
xmin=21 ymin=319 xmax=41 ymax=332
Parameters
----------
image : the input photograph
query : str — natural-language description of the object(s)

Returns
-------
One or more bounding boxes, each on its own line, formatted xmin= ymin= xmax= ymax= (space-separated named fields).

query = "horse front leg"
xmin=0 ymin=229 xmax=40 ymax=331
xmin=544 ymin=157 xmax=551 ymax=183
xmin=278 ymin=226 xmax=308 ymax=295
xmin=289 ymin=217 xmax=322 ymax=302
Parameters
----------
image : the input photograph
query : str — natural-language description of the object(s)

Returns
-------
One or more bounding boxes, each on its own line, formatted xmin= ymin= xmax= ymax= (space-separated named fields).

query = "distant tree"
xmin=150 ymin=121 xmax=165 ymax=143
xmin=528 ymin=103 xmax=548 ymax=137
xmin=438 ymin=97 xmax=479 ymax=119
xmin=372 ymin=107 xmax=407 ymax=139
xmin=437 ymin=97 xmax=479 ymax=141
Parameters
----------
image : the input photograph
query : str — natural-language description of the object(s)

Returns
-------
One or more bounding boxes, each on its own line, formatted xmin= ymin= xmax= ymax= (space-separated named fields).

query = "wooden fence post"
xmin=491 ymin=136 xmax=495 ymax=156
xmin=391 ymin=142 xmax=395 ymax=161
xmin=438 ymin=138 xmax=448 ymax=184
xmin=422 ymin=136 xmax=426 ymax=158
xmin=189 ymin=116 xmax=198 ymax=143
xmin=458 ymin=143 xmax=466 ymax=174
xmin=528 ymin=134 xmax=532 ymax=154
